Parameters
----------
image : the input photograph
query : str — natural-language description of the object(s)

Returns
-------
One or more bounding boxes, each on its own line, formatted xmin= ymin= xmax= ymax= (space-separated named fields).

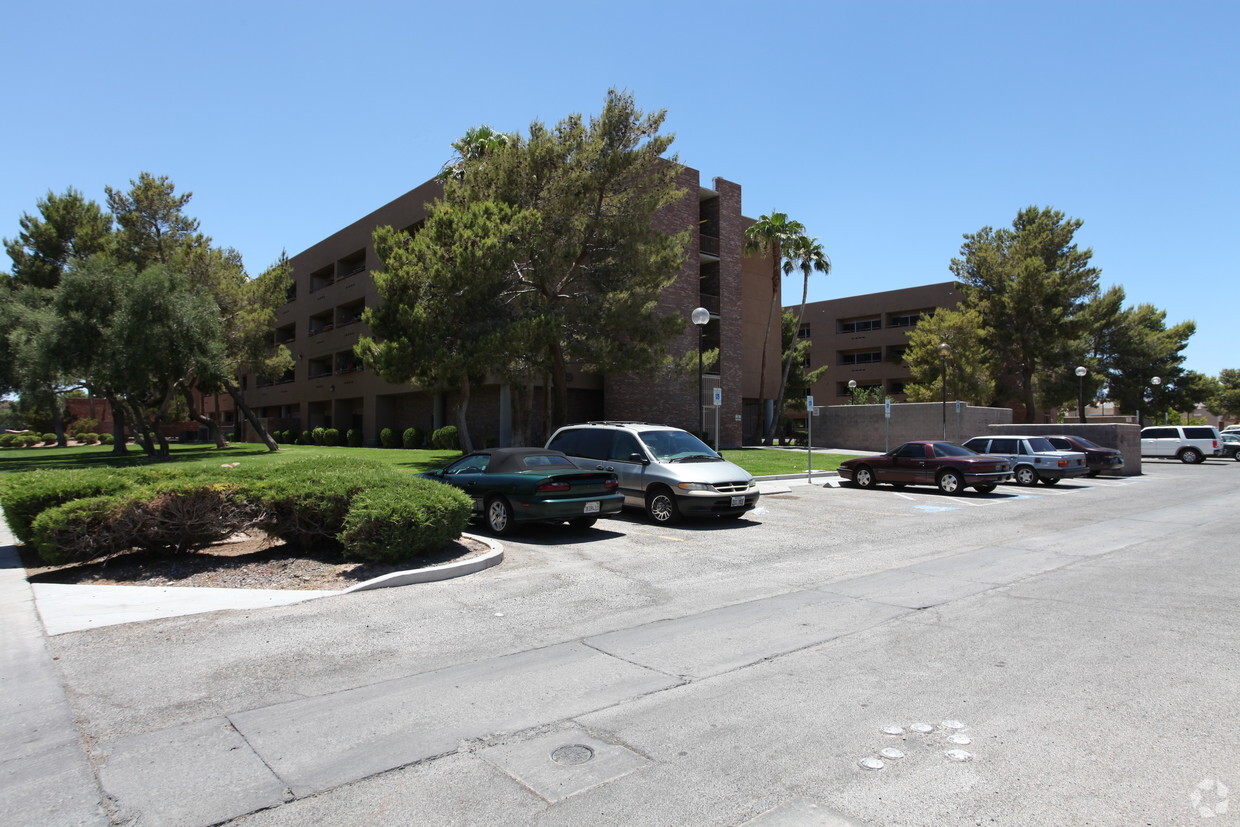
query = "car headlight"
xmin=676 ymin=482 xmax=714 ymax=491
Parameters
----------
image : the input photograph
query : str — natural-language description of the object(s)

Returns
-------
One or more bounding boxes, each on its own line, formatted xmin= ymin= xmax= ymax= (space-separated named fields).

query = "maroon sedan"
xmin=838 ymin=441 xmax=1013 ymax=495
xmin=1044 ymin=435 xmax=1124 ymax=477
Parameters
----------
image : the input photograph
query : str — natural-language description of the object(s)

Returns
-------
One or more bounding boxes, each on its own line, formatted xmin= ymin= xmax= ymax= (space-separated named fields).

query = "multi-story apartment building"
xmin=242 ymin=166 xmax=778 ymax=448
xmin=794 ymin=282 xmax=961 ymax=402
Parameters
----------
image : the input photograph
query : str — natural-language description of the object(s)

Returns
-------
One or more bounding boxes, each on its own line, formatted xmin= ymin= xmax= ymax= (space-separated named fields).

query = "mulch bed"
xmin=20 ymin=531 xmax=492 ymax=591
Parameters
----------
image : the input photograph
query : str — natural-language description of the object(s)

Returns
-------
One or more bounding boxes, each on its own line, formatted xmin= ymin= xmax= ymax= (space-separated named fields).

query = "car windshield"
xmin=1027 ymin=437 xmax=1057 ymax=453
xmin=930 ymin=442 xmax=976 ymax=457
xmin=1067 ymin=436 xmax=1102 ymax=449
xmin=639 ymin=429 xmax=718 ymax=461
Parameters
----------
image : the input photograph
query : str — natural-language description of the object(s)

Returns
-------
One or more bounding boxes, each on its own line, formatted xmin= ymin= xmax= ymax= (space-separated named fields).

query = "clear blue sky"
xmin=3 ymin=1 xmax=1235 ymax=376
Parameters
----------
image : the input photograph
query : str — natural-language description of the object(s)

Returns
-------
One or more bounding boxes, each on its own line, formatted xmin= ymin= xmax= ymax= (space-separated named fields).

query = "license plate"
xmin=584 ymin=501 xmax=600 ymax=514
xmin=730 ymin=496 xmax=745 ymax=507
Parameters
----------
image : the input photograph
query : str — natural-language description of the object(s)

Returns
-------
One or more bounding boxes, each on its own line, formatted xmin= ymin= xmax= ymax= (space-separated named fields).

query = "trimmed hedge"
xmin=402 ymin=427 xmax=423 ymax=450
xmin=380 ymin=428 xmax=398 ymax=449
xmin=431 ymin=425 xmax=459 ymax=450
xmin=7 ymin=457 xmax=473 ymax=567
xmin=0 ymin=469 xmax=136 ymax=544
xmin=339 ymin=478 xmax=471 ymax=563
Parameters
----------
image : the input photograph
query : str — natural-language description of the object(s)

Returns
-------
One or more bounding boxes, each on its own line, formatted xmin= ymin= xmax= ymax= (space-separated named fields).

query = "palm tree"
xmin=744 ymin=212 xmax=805 ymax=444
xmin=769 ymin=234 xmax=830 ymax=443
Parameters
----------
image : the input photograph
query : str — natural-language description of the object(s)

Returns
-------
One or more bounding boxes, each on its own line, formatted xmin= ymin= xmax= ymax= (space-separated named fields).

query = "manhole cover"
xmin=551 ymin=744 xmax=595 ymax=765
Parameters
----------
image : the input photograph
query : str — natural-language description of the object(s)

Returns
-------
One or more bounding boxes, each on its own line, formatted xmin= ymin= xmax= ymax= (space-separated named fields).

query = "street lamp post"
xmin=1075 ymin=365 xmax=1088 ymax=424
xmin=691 ymin=307 xmax=710 ymax=436
xmin=938 ymin=342 xmax=951 ymax=440
xmin=847 ymin=379 xmax=857 ymax=402
xmin=1150 ymin=375 xmax=1162 ymax=425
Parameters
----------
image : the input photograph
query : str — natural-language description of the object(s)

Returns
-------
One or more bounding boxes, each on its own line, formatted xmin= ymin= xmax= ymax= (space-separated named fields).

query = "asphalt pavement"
xmin=3 ymin=461 xmax=1237 ymax=825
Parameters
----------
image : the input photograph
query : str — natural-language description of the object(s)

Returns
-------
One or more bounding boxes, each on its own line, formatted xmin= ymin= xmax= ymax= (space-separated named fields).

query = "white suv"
xmin=1139 ymin=425 xmax=1223 ymax=464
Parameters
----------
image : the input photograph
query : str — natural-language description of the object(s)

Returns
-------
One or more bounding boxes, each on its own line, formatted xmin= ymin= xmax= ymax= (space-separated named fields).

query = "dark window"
xmin=893 ymin=443 xmax=925 ymax=458
xmin=797 ymin=325 xmax=811 ymax=340
xmin=1184 ymin=427 xmax=1216 ymax=439
xmin=963 ymin=438 xmax=987 ymax=452
xmin=522 ymin=454 xmax=574 ymax=468
xmin=839 ymin=350 xmax=882 ymax=365
xmin=551 ymin=428 xmax=611 ymax=460
xmin=607 ymin=433 xmax=643 ymax=462
xmin=839 ymin=317 xmax=881 ymax=333
xmin=1142 ymin=428 xmax=1175 ymax=438
xmin=888 ymin=312 xmax=923 ymax=328
xmin=446 ymin=455 xmax=490 ymax=475
xmin=990 ymin=439 xmax=1018 ymax=454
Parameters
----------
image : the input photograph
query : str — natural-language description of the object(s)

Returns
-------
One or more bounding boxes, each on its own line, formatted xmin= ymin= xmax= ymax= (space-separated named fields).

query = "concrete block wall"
xmin=813 ymin=402 xmax=1013 ymax=453
xmin=982 ymin=423 xmax=1142 ymax=476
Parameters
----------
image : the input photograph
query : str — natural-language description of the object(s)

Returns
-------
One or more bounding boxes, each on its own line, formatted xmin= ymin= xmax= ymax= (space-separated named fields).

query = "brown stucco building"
xmin=795 ymin=281 xmax=961 ymax=403
xmin=242 ymin=166 xmax=779 ymax=448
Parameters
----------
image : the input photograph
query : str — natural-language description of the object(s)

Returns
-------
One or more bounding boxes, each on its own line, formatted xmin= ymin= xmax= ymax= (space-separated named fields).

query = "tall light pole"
xmin=691 ymin=307 xmax=710 ymax=436
xmin=1151 ymin=375 xmax=1162 ymax=425
xmin=847 ymin=379 xmax=857 ymax=402
xmin=938 ymin=342 xmax=951 ymax=440
xmin=1075 ymin=365 xmax=1088 ymax=424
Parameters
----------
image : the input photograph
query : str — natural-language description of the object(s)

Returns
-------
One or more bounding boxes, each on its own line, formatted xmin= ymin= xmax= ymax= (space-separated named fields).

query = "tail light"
xmin=604 ymin=480 xmax=619 ymax=490
xmin=1057 ymin=459 xmax=1068 ymax=467
xmin=536 ymin=481 xmax=571 ymax=493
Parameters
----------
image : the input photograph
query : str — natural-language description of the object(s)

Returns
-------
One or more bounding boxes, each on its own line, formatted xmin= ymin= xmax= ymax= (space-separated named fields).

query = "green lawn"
xmin=0 ymin=442 xmax=848 ymax=479
xmin=720 ymin=448 xmax=848 ymax=476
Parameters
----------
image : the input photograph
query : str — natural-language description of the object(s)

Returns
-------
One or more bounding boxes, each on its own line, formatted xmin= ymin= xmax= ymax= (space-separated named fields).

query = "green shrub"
xmin=22 ymin=434 xmax=42 ymax=447
xmin=346 ymin=428 xmax=362 ymax=447
xmin=30 ymin=495 xmax=132 ymax=565
xmin=431 ymin=425 xmax=459 ymax=450
xmin=323 ymin=428 xmax=340 ymax=446
xmin=69 ymin=418 xmax=99 ymax=436
xmin=239 ymin=458 xmax=390 ymax=550
xmin=311 ymin=427 xmax=326 ymax=446
xmin=81 ymin=433 xmax=99 ymax=444
xmin=100 ymin=433 xmax=114 ymax=445
xmin=402 ymin=427 xmax=422 ymax=449
xmin=380 ymin=428 xmax=398 ymax=449
xmin=0 ymin=434 xmax=16 ymax=447
xmin=0 ymin=469 xmax=136 ymax=544
xmin=42 ymin=433 xmax=58 ymax=445
xmin=299 ymin=430 xmax=312 ymax=445
xmin=339 ymin=478 xmax=471 ymax=563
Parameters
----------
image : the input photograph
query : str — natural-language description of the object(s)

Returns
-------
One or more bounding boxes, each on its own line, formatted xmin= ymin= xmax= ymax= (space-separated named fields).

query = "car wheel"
xmin=1041 ymin=477 xmax=1060 ymax=486
xmin=1234 ymin=452 xmax=1240 ymax=463
xmin=485 ymin=496 xmax=517 ymax=536
xmin=854 ymin=465 xmax=878 ymax=489
xmin=1013 ymin=465 xmax=1038 ymax=486
xmin=937 ymin=469 xmax=964 ymax=495
xmin=974 ymin=484 xmax=996 ymax=494
xmin=568 ymin=516 xmax=598 ymax=529
xmin=645 ymin=487 xmax=681 ymax=525
xmin=1179 ymin=447 xmax=1202 ymax=464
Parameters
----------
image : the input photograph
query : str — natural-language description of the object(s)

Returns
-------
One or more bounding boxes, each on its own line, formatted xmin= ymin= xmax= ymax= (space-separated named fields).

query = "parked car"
xmin=1222 ymin=425 xmax=1240 ymax=434
xmin=546 ymin=421 xmax=759 ymax=524
xmin=1044 ymin=435 xmax=1125 ymax=477
xmin=420 ymin=447 xmax=623 ymax=535
xmin=1139 ymin=425 xmax=1223 ymax=464
xmin=837 ymin=441 xmax=1012 ymax=495
xmin=1220 ymin=432 xmax=1240 ymax=460
xmin=961 ymin=436 xmax=1089 ymax=486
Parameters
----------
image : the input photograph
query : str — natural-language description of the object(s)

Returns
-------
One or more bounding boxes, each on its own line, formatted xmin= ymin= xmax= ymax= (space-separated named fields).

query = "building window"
xmin=887 ymin=312 xmax=922 ymax=328
xmin=888 ymin=381 xmax=907 ymax=394
xmin=839 ymin=317 xmax=881 ymax=333
xmin=797 ymin=325 xmax=811 ymax=340
xmin=887 ymin=344 xmax=908 ymax=363
xmin=839 ymin=350 xmax=882 ymax=366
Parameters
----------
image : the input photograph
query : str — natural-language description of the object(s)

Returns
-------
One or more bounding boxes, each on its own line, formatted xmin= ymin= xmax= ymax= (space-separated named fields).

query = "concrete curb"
xmin=340 ymin=534 xmax=504 ymax=592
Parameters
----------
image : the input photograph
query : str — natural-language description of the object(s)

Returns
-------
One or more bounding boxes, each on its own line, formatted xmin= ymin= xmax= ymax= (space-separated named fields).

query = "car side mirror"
xmin=629 ymin=452 xmax=648 ymax=465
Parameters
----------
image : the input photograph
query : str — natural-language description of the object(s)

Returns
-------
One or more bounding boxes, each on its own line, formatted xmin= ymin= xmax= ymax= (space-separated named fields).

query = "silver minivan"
xmin=546 ymin=422 xmax=759 ymax=524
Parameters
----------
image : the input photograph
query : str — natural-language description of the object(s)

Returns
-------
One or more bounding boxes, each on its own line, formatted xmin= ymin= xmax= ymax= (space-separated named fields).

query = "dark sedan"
xmin=838 ymin=441 xmax=1013 ymax=495
xmin=421 ymin=448 xmax=624 ymax=535
xmin=1045 ymin=435 xmax=1125 ymax=477
xmin=1221 ymin=432 xmax=1240 ymax=461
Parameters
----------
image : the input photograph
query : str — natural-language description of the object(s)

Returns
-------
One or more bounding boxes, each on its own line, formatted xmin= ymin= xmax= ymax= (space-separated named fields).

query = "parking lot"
xmin=26 ymin=459 xmax=1240 ymax=825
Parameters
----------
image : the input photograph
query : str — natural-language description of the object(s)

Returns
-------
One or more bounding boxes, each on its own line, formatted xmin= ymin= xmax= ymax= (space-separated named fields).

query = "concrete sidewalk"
xmin=0 ymin=528 xmax=107 ymax=824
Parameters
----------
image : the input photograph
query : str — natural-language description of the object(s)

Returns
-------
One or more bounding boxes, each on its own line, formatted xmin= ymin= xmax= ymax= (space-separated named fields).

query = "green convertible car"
xmin=421 ymin=447 xmax=624 ymax=535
